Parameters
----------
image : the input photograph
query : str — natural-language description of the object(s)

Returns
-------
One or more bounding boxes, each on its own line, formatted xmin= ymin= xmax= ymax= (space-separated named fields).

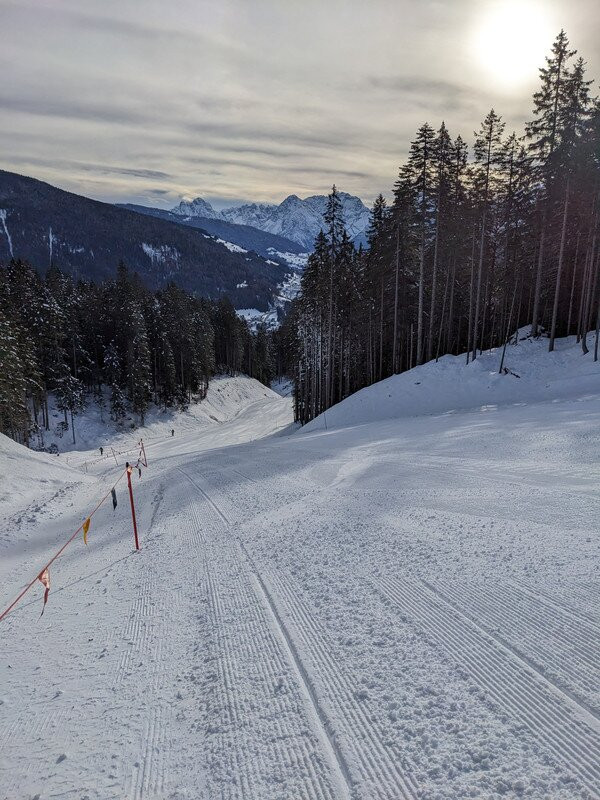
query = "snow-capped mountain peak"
xmin=172 ymin=197 xmax=219 ymax=219
xmin=170 ymin=191 xmax=370 ymax=250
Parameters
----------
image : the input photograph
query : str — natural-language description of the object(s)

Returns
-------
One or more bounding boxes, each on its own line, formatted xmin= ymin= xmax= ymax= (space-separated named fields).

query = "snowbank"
xmin=0 ymin=433 xmax=87 ymax=533
xmin=303 ymin=332 xmax=600 ymax=432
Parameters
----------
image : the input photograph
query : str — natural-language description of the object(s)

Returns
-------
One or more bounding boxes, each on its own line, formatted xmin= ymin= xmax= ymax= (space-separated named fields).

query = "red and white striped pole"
xmin=125 ymin=462 xmax=140 ymax=550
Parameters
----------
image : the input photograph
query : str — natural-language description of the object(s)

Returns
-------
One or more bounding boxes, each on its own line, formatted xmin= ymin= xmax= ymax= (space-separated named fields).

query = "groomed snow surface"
xmin=1 ymin=336 xmax=600 ymax=799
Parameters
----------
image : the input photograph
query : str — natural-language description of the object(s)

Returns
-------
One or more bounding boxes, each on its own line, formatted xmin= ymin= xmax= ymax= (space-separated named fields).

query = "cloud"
xmin=78 ymin=165 xmax=171 ymax=180
xmin=2 ymin=155 xmax=170 ymax=181
xmin=1 ymin=0 xmax=599 ymax=207
xmin=0 ymin=94 xmax=152 ymax=127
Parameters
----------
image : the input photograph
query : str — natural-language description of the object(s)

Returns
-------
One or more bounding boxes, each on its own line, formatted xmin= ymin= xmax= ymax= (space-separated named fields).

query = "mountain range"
xmin=170 ymin=192 xmax=371 ymax=250
xmin=0 ymin=171 xmax=291 ymax=312
xmin=0 ymin=172 xmax=371 ymax=326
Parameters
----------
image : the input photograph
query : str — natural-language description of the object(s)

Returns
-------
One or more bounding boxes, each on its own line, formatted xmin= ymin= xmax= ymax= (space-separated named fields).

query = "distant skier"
xmin=99 ymin=446 xmax=103 ymax=456
xmin=171 ymin=429 xmax=174 ymax=437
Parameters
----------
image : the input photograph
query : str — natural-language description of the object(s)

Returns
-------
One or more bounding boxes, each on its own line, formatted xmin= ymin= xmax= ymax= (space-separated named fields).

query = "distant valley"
xmin=0 ymin=171 xmax=371 ymax=328
xmin=0 ymin=171 xmax=298 ymax=322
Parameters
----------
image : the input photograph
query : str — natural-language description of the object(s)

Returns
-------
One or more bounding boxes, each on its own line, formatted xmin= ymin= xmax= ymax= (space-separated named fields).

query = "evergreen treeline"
xmin=0 ymin=261 xmax=274 ymax=445
xmin=287 ymin=31 xmax=600 ymax=424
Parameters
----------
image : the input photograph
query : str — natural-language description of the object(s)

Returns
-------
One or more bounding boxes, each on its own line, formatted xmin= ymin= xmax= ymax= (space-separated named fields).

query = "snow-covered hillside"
xmin=171 ymin=191 xmax=370 ymax=249
xmin=0 ymin=434 xmax=92 ymax=536
xmin=237 ymin=270 xmax=302 ymax=331
xmin=2 ymin=334 xmax=600 ymax=799
xmin=304 ymin=331 xmax=600 ymax=431
xmin=31 ymin=375 xmax=283 ymax=455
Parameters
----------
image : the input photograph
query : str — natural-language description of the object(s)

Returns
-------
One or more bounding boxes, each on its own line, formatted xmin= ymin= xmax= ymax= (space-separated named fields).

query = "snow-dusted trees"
xmin=55 ymin=368 xmax=85 ymax=444
xmin=127 ymin=302 xmax=152 ymax=425
xmin=0 ymin=261 xmax=273 ymax=445
xmin=103 ymin=341 xmax=127 ymax=423
xmin=525 ymin=31 xmax=596 ymax=346
xmin=0 ymin=309 xmax=31 ymax=441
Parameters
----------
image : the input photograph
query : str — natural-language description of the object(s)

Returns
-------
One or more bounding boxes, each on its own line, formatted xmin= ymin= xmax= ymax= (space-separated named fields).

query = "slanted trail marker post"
xmin=126 ymin=462 xmax=140 ymax=551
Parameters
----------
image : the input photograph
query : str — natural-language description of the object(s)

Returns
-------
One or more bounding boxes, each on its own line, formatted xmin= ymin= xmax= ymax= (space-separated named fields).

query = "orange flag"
xmin=38 ymin=568 xmax=50 ymax=616
xmin=82 ymin=517 xmax=91 ymax=545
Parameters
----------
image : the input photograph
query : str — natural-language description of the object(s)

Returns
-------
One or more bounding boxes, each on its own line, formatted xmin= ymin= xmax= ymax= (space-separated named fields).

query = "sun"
xmin=471 ymin=1 xmax=556 ymax=89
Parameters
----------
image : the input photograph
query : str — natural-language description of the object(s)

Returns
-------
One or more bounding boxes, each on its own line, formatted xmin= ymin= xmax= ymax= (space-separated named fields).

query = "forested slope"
xmin=284 ymin=32 xmax=600 ymax=424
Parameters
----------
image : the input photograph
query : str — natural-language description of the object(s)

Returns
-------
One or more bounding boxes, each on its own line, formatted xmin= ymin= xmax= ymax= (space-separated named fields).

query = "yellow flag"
xmin=82 ymin=517 xmax=91 ymax=545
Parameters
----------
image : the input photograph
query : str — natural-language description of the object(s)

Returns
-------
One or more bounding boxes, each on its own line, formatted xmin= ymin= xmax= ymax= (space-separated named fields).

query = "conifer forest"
xmin=285 ymin=32 xmax=600 ymax=423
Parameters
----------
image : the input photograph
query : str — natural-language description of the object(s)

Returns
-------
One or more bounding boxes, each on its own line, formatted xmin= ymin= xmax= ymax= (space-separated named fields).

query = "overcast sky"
xmin=1 ymin=0 xmax=598 ymax=209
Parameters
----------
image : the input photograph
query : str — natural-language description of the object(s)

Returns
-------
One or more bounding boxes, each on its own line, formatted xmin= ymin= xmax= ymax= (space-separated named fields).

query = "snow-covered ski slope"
xmin=1 ymin=337 xmax=600 ymax=799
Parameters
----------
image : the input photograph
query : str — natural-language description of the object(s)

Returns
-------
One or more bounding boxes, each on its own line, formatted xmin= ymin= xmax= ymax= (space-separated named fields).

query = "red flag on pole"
xmin=38 ymin=568 xmax=50 ymax=616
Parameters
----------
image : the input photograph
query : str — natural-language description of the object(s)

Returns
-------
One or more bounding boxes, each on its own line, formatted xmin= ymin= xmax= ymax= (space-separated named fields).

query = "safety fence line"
xmin=79 ymin=436 xmax=157 ymax=471
xmin=0 ymin=441 xmax=148 ymax=623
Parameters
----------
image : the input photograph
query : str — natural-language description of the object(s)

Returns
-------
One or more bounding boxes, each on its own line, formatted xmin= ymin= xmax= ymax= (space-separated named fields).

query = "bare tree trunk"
xmin=514 ymin=270 xmax=524 ymax=344
xmin=416 ymin=235 xmax=425 ymax=365
xmin=392 ymin=226 xmax=400 ymax=373
xmin=588 ymin=251 xmax=600 ymax=332
xmin=427 ymin=200 xmax=441 ymax=362
xmin=379 ymin=277 xmax=384 ymax=381
xmin=594 ymin=294 xmax=600 ymax=362
xmin=582 ymin=235 xmax=598 ymax=354
xmin=466 ymin=228 xmax=476 ymax=364
xmin=436 ymin=262 xmax=450 ymax=361
xmin=446 ymin=259 xmax=456 ymax=355
xmin=549 ymin=181 xmax=570 ymax=352
xmin=531 ymin=216 xmax=546 ymax=337
xmin=567 ymin=230 xmax=581 ymax=335
xmin=577 ymin=239 xmax=591 ymax=343
xmin=499 ymin=280 xmax=518 ymax=374
xmin=472 ymin=212 xmax=486 ymax=360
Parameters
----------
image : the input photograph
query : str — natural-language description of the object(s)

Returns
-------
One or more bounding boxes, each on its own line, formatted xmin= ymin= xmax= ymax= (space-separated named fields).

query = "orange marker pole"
xmin=126 ymin=462 xmax=140 ymax=550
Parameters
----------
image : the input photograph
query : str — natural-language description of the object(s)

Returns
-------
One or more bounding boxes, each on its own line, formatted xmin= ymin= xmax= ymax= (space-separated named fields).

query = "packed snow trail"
xmin=1 ymin=353 xmax=600 ymax=799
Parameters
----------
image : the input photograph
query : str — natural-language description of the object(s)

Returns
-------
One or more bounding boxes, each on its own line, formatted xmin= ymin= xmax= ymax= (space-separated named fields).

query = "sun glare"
xmin=472 ymin=1 xmax=555 ymax=88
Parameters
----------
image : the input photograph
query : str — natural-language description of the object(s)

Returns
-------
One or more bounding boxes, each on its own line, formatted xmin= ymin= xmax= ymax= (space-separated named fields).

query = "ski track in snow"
xmin=378 ymin=577 xmax=600 ymax=795
xmin=432 ymin=578 xmax=600 ymax=716
xmin=2 ymin=350 xmax=600 ymax=799
xmin=179 ymin=466 xmax=349 ymax=800
xmin=261 ymin=570 xmax=419 ymax=799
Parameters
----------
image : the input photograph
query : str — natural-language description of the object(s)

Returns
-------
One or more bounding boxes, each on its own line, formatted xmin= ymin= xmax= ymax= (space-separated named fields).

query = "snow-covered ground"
xmin=304 ymin=331 xmax=600 ymax=431
xmin=271 ymin=377 xmax=294 ymax=397
xmin=0 ymin=435 xmax=93 ymax=544
xmin=1 ymin=335 xmax=600 ymax=799
xmin=267 ymin=247 xmax=309 ymax=269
